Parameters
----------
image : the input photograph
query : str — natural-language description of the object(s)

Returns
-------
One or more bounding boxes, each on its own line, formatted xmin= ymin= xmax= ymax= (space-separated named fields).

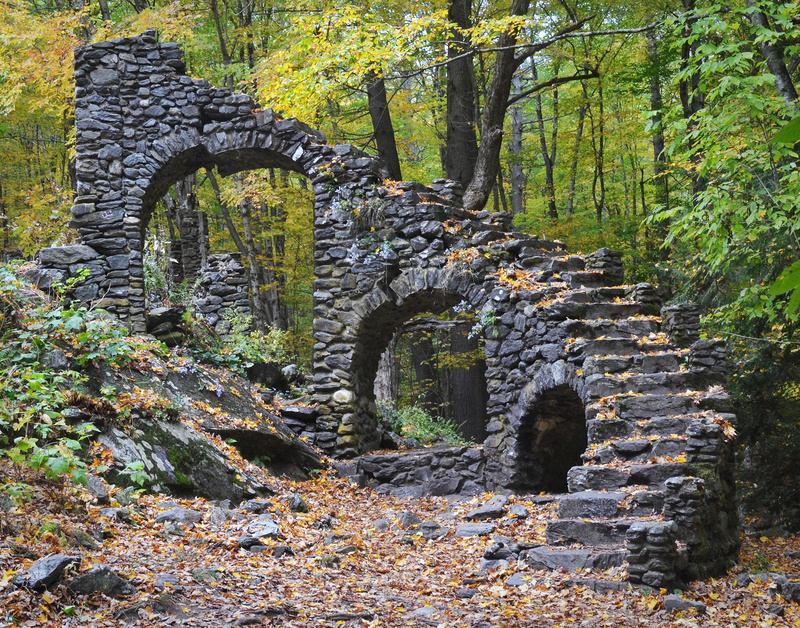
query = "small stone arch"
xmin=509 ymin=361 xmax=589 ymax=492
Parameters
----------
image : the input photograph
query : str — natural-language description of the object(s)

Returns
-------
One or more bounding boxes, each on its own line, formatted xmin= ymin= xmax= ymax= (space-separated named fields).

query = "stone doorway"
xmin=347 ymin=287 xmax=490 ymax=454
xmin=516 ymin=384 xmax=587 ymax=493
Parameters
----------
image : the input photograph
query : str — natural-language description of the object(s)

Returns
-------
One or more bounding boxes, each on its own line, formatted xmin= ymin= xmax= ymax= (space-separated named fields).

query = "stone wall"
xmin=335 ymin=446 xmax=487 ymax=499
xmin=193 ymin=253 xmax=251 ymax=336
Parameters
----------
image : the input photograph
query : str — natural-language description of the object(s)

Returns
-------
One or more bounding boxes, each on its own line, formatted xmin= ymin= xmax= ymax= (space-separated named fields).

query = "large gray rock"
xmin=16 ymin=554 xmax=81 ymax=590
xmin=68 ymin=566 xmax=136 ymax=597
xmin=155 ymin=508 xmax=203 ymax=524
xmin=39 ymin=245 xmax=99 ymax=266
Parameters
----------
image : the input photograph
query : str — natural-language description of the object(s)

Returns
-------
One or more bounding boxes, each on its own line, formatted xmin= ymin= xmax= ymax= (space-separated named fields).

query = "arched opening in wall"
xmin=353 ymin=289 xmax=489 ymax=448
xmin=516 ymin=385 xmax=587 ymax=493
xmin=140 ymin=149 xmax=315 ymax=369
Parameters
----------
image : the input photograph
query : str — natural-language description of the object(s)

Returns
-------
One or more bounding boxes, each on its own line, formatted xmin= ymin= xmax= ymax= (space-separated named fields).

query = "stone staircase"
xmin=517 ymin=259 xmax=736 ymax=586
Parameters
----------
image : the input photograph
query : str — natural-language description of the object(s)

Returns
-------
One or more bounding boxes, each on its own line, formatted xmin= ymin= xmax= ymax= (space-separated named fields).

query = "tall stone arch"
xmin=68 ymin=29 xmax=387 ymax=337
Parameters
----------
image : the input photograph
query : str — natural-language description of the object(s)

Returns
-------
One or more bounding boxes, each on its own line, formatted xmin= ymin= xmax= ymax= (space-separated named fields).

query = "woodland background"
xmin=2 ymin=0 xmax=800 ymax=527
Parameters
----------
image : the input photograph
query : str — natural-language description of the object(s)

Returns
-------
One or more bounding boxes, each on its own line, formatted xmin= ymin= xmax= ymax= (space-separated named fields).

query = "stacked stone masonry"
xmin=36 ymin=31 xmax=739 ymax=588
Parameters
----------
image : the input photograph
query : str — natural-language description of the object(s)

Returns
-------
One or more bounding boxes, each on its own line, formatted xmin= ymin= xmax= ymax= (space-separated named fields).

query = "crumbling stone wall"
xmin=36 ymin=30 xmax=741 ymax=587
xmin=193 ymin=253 xmax=250 ymax=336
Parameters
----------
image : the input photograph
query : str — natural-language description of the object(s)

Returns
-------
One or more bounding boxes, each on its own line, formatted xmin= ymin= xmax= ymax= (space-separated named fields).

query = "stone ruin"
xmin=35 ymin=30 xmax=740 ymax=587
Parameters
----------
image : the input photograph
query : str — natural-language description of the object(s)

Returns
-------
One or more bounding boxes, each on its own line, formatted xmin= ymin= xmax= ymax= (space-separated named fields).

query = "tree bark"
xmin=206 ymin=170 xmax=247 ymax=257
xmin=374 ymin=332 xmax=399 ymax=409
xmin=366 ymin=72 xmax=403 ymax=181
xmin=463 ymin=0 xmax=531 ymax=211
xmin=209 ymin=0 xmax=232 ymax=66
xmin=445 ymin=0 xmax=480 ymax=186
xmin=746 ymin=0 xmax=798 ymax=105
xmin=565 ymin=102 xmax=587 ymax=215
xmin=532 ymin=58 xmax=559 ymax=219
xmin=509 ymin=75 xmax=526 ymax=213
xmin=411 ymin=331 xmax=439 ymax=413
xmin=590 ymin=79 xmax=606 ymax=222
xmin=646 ymin=26 xmax=670 ymax=257
xmin=449 ymin=326 xmax=488 ymax=442
xmin=680 ymin=0 xmax=707 ymax=204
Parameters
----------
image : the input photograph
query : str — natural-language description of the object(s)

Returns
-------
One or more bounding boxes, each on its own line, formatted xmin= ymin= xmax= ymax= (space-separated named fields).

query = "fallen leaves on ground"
xmin=2 ymin=461 xmax=800 ymax=627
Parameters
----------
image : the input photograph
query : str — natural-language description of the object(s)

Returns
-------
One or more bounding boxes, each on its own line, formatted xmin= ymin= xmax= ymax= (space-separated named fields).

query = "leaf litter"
xmin=1 ymin=459 xmax=800 ymax=627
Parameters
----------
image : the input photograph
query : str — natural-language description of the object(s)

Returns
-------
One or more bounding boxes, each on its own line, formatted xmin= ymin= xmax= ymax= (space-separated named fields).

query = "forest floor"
xmin=1 ymin=457 xmax=799 ymax=628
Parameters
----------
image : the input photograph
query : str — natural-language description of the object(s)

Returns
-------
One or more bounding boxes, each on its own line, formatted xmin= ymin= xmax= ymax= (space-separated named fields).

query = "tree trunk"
xmin=374 ymin=332 xmax=399 ymax=409
xmin=366 ymin=72 xmax=403 ymax=180
xmin=445 ymin=0 xmax=479 ymax=186
xmin=449 ymin=326 xmax=488 ymax=442
xmin=565 ymin=102 xmax=586 ymax=215
xmin=590 ymin=79 xmax=606 ymax=222
xmin=509 ymin=75 xmax=526 ymax=213
xmin=411 ymin=331 xmax=439 ymax=413
xmin=206 ymin=170 xmax=247 ymax=257
xmin=463 ymin=0 xmax=531 ymax=211
xmin=746 ymin=0 xmax=798 ymax=105
xmin=209 ymin=0 xmax=232 ymax=66
xmin=646 ymin=26 xmax=671 ymax=257
xmin=680 ymin=0 xmax=707 ymax=204
xmin=239 ymin=196 xmax=269 ymax=329
xmin=532 ymin=58 xmax=559 ymax=219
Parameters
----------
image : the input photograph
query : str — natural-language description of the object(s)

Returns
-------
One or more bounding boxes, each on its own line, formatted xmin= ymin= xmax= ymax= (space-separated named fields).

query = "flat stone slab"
xmin=465 ymin=504 xmax=505 ymax=521
xmin=546 ymin=519 xmax=631 ymax=546
xmin=558 ymin=492 xmax=625 ymax=519
xmin=155 ymin=508 xmax=203 ymax=524
xmin=523 ymin=547 xmax=626 ymax=572
xmin=455 ymin=523 xmax=496 ymax=538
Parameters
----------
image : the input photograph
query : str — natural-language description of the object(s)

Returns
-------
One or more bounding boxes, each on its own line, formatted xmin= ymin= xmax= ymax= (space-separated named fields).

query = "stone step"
xmin=558 ymin=489 xmax=664 ymax=520
xmin=582 ymin=351 xmax=685 ymax=378
xmin=584 ymin=302 xmax=657 ymax=320
xmin=567 ymin=466 xmax=630 ymax=492
xmin=546 ymin=518 xmax=640 ymax=547
xmin=586 ymin=411 xmax=728 ymax=446
xmin=560 ymin=318 xmax=661 ymax=341
xmin=588 ymin=437 xmax=686 ymax=464
xmin=567 ymin=271 xmax=607 ymax=289
xmin=558 ymin=491 xmax=626 ymax=519
xmin=609 ymin=391 xmax=732 ymax=420
xmin=567 ymin=338 xmax=642 ymax=361
xmin=522 ymin=546 xmax=627 ymax=572
xmin=566 ymin=461 xmax=690 ymax=492
xmin=548 ymin=256 xmax=586 ymax=273
xmin=585 ymin=371 xmax=699 ymax=399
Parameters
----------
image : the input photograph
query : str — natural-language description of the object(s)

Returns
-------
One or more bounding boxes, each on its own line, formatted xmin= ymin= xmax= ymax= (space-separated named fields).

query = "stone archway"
xmin=516 ymin=384 xmax=587 ymax=493
xmin=68 ymin=29 xmax=387 ymax=336
xmin=340 ymin=269 xmax=492 ymax=456
xmin=37 ymin=30 xmax=742 ymax=586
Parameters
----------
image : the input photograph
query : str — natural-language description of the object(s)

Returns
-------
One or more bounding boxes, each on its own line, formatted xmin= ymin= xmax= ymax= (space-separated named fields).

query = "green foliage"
xmin=380 ymin=404 xmax=470 ymax=447
xmin=120 ymin=460 xmax=153 ymax=488
xmin=0 ymin=263 xmax=161 ymax=496
xmin=731 ymin=339 xmax=800 ymax=530
xmin=655 ymin=3 xmax=800 ymax=328
xmin=188 ymin=309 xmax=295 ymax=376
xmin=222 ymin=310 xmax=292 ymax=365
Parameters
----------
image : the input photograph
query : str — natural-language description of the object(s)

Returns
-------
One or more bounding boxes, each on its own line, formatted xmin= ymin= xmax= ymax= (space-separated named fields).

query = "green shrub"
xmin=188 ymin=309 xmax=294 ymax=376
xmin=380 ymin=404 xmax=470 ymax=446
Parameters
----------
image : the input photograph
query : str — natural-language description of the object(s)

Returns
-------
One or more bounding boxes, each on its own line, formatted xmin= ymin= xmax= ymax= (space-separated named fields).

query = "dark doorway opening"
xmin=517 ymin=384 xmax=587 ymax=492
